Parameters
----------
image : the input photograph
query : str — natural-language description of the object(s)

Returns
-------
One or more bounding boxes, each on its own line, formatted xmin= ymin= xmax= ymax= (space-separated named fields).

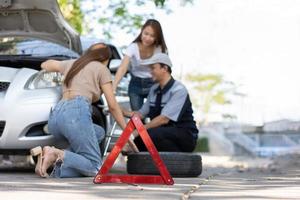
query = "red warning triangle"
xmin=93 ymin=114 xmax=174 ymax=185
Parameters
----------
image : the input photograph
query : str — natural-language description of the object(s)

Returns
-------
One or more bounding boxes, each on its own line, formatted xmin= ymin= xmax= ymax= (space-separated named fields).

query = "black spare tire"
xmin=127 ymin=152 xmax=202 ymax=177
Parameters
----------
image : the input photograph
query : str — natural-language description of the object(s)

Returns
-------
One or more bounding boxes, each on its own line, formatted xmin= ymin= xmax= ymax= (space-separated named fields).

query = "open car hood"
xmin=0 ymin=0 xmax=82 ymax=54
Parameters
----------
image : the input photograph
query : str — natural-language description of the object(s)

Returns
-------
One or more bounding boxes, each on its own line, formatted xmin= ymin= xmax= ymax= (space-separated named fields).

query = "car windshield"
xmin=0 ymin=37 xmax=79 ymax=58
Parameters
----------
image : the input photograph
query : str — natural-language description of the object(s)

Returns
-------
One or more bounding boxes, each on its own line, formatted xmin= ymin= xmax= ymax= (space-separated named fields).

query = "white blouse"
xmin=125 ymin=42 xmax=162 ymax=78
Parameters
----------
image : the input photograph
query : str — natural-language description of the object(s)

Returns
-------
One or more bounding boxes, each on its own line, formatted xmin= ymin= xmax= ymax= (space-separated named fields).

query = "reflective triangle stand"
xmin=93 ymin=114 xmax=174 ymax=185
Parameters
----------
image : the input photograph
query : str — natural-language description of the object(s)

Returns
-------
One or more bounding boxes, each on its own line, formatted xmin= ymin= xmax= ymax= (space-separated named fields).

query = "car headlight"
xmin=26 ymin=70 xmax=63 ymax=89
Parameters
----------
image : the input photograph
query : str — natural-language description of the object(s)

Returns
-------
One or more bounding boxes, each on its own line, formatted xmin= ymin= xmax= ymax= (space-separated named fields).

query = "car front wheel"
xmin=91 ymin=105 xmax=106 ymax=156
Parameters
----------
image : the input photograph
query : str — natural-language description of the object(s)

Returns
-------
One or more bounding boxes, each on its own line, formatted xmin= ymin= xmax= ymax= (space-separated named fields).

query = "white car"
xmin=0 ymin=0 xmax=129 ymax=155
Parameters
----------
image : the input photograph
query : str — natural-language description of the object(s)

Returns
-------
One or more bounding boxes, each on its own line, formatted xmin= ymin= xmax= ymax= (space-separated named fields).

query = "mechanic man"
xmin=123 ymin=53 xmax=198 ymax=152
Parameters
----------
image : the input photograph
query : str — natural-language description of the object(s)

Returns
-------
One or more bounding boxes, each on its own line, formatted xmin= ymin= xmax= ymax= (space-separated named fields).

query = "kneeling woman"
xmin=32 ymin=43 xmax=128 ymax=178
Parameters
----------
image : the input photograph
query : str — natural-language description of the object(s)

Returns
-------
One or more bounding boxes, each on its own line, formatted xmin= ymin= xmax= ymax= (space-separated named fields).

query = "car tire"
xmin=91 ymin=105 xmax=106 ymax=156
xmin=127 ymin=152 xmax=202 ymax=177
xmin=91 ymin=105 xmax=106 ymax=129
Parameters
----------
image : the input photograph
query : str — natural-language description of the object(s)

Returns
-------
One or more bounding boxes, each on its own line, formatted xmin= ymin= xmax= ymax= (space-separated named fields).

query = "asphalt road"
xmin=0 ymin=154 xmax=300 ymax=200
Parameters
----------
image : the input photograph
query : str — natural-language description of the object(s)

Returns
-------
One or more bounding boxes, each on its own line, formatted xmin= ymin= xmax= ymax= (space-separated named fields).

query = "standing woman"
xmin=31 ymin=43 xmax=133 ymax=178
xmin=113 ymin=19 xmax=168 ymax=111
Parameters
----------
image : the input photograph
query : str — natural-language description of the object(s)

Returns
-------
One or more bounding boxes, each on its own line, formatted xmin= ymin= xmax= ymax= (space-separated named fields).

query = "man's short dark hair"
xmin=159 ymin=63 xmax=172 ymax=74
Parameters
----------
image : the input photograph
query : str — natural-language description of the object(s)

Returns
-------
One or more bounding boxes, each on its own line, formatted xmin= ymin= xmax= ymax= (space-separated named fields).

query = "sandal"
xmin=30 ymin=146 xmax=48 ymax=177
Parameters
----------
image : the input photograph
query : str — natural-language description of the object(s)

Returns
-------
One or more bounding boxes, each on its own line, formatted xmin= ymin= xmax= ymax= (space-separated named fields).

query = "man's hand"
xmin=122 ymin=107 xmax=170 ymax=130
xmin=132 ymin=111 xmax=143 ymax=119
xmin=121 ymin=106 xmax=143 ymax=119
xmin=120 ymin=106 xmax=133 ymax=118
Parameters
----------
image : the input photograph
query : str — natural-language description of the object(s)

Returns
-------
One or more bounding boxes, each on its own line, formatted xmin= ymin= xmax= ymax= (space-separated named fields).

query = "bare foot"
xmin=41 ymin=146 xmax=58 ymax=177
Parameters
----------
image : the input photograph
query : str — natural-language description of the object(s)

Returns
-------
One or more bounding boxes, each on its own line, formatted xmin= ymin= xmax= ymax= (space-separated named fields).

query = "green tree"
xmin=57 ymin=0 xmax=193 ymax=38
xmin=97 ymin=0 xmax=193 ymax=39
xmin=186 ymin=73 xmax=239 ymax=124
xmin=58 ymin=0 xmax=84 ymax=34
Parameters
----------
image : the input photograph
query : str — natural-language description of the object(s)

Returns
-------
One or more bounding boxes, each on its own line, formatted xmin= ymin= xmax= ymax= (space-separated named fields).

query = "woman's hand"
xmin=41 ymin=59 xmax=63 ymax=73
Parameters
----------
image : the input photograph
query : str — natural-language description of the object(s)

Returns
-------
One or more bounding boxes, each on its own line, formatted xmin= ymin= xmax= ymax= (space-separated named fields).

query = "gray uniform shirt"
xmin=139 ymin=77 xmax=198 ymax=138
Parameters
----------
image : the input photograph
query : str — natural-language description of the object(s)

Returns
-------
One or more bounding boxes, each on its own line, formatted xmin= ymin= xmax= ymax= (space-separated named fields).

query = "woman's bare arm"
xmin=101 ymin=82 xmax=127 ymax=129
xmin=41 ymin=59 xmax=64 ymax=73
xmin=102 ymin=82 xmax=139 ymax=152
xmin=112 ymin=55 xmax=130 ymax=92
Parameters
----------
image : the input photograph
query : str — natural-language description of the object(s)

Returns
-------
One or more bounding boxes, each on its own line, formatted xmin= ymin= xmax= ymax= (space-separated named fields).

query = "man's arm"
xmin=144 ymin=115 xmax=169 ymax=130
xmin=128 ymin=115 xmax=169 ymax=138
xmin=144 ymin=86 xmax=188 ymax=130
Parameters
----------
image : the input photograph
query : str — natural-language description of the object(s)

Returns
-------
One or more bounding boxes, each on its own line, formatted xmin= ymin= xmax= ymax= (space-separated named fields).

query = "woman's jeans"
xmin=128 ymin=75 xmax=154 ymax=111
xmin=48 ymin=96 xmax=105 ymax=178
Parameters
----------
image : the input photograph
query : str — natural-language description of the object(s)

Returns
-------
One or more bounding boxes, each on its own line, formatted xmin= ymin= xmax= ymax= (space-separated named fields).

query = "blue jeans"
xmin=48 ymin=96 xmax=105 ymax=178
xmin=128 ymin=75 xmax=154 ymax=110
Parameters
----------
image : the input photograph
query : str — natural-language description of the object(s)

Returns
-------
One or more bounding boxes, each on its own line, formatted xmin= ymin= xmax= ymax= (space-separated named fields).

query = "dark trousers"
xmin=134 ymin=126 xmax=196 ymax=152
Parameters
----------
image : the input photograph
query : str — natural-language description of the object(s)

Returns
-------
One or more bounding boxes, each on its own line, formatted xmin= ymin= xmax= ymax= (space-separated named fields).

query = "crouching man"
xmin=123 ymin=53 xmax=198 ymax=152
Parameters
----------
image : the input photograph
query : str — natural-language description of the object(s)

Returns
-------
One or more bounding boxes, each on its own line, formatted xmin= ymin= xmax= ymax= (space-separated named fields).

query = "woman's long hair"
xmin=64 ymin=43 xmax=112 ymax=87
xmin=132 ymin=19 xmax=168 ymax=53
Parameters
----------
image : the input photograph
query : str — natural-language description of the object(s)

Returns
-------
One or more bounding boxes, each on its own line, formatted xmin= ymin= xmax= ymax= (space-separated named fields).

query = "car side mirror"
xmin=109 ymin=59 xmax=122 ymax=73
